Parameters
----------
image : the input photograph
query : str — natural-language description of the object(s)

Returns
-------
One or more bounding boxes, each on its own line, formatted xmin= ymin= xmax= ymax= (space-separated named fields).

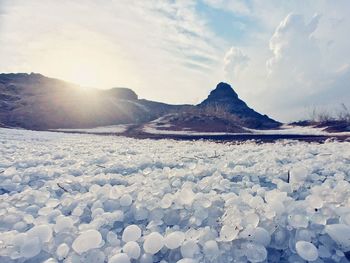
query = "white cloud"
xmin=0 ymin=0 xmax=223 ymax=104
xmin=266 ymin=13 xmax=323 ymax=95
xmin=260 ymin=12 xmax=350 ymax=121
xmin=223 ymin=47 xmax=249 ymax=80
xmin=219 ymin=6 xmax=350 ymax=122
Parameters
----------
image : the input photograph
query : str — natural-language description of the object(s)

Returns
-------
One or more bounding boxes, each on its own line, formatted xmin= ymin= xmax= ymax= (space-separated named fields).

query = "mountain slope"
xmin=0 ymin=73 xmax=183 ymax=129
xmin=0 ymin=73 xmax=280 ymax=130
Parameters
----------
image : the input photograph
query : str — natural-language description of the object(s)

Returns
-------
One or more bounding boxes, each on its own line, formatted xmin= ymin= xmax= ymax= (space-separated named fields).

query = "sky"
xmin=0 ymin=0 xmax=349 ymax=122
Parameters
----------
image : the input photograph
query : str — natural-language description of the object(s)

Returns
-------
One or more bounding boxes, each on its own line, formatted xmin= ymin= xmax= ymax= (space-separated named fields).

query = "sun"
xmin=62 ymin=62 xmax=104 ymax=89
xmin=35 ymin=42 xmax=130 ymax=89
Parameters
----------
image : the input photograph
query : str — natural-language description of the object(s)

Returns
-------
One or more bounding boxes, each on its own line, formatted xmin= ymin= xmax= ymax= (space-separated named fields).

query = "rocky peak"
xmin=200 ymin=82 xmax=242 ymax=106
xmin=198 ymin=82 xmax=280 ymax=129
xmin=206 ymin=82 xmax=239 ymax=102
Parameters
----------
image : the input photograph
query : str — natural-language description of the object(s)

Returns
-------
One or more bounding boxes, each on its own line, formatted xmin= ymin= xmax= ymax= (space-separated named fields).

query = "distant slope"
xmin=0 ymin=73 xmax=280 ymax=130
xmin=0 ymin=73 xmax=182 ymax=129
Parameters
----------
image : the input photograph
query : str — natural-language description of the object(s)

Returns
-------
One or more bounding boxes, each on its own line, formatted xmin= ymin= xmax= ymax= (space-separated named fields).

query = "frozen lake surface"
xmin=1 ymin=128 xmax=350 ymax=262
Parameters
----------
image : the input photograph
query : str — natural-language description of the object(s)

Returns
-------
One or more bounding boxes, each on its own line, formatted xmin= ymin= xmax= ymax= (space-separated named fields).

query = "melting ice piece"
xmin=143 ymin=232 xmax=164 ymax=254
xmin=161 ymin=194 xmax=173 ymax=209
xmin=245 ymin=213 xmax=260 ymax=227
xmin=203 ymin=240 xmax=219 ymax=258
xmin=139 ymin=253 xmax=153 ymax=263
xmin=325 ymin=224 xmax=350 ymax=250
xmin=219 ymin=225 xmax=239 ymax=242
xmin=295 ymin=241 xmax=318 ymax=261
xmin=176 ymin=259 xmax=198 ymax=263
xmin=27 ymin=224 xmax=53 ymax=243
xmin=20 ymin=236 xmax=41 ymax=258
xmin=178 ymin=188 xmax=195 ymax=206
xmin=56 ymin=243 xmax=69 ymax=260
xmin=290 ymin=166 xmax=308 ymax=186
xmin=72 ymin=229 xmax=102 ymax=254
xmin=120 ymin=194 xmax=133 ymax=206
xmin=83 ymin=250 xmax=105 ymax=263
xmin=181 ymin=240 xmax=199 ymax=258
xmin=109 ymin=253 xmax=131 ymax=263
xmin=289 ymin=214 xmax=308 ymax=228
xmin=244 ymin=242 xmax=267 ymax=263
xmin=165 ymin=231 xmax=185 ymax=249
xmin=248 ymin=227 xmax=271 ymax=246
xmin=122 ymin=225 xmax=142 ymax=242
xmin=306 ymin=195 xmax=323 ymax=209
xmin=54 ymin=216 xmax=74 ymax=233
xmin=123 ymin=241 xmax=141 ymax=259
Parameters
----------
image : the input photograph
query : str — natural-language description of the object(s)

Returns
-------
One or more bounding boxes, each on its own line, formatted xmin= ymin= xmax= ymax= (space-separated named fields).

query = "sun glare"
xmin=35 ymin=43 xmax=129 ymax=89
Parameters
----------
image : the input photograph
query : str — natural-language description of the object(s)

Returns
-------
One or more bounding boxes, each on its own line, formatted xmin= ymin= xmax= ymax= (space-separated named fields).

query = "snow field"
xmin=0 ymin=128 xmax=350 ymax=262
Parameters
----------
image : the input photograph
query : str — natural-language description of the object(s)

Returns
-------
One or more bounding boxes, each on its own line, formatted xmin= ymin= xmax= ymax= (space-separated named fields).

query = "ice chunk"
xmin=219 ymin=225 xmax=239 ymax=242
xmin=54 ymin=216 xmax=74 ymax=233
xmin=82 ymin=249 xmax=106 ymax=263
xmin=295 ymin=229 xmax=312 ymax=242
xmin=270 ymin=228 xmax=290 ymax=249
xmin=72 ymin=229 xmax=102 ymax=254
xmin=306 ymin=195 xmax=323 ymax=209
xmin=42 ymin=258 xmax=58 ymax=263
xmin=20 ymin=236 xmax=41 ymax=258
xmin=203 ymin=240 xmax=219 ymax=258
xmin=295 ymin=241 xmax=318 ymax=261
xmin=134 ymin=207 xmax=149 ymax=221
xmin=340 ymin=212 xmax=350 ymax=225
xmin=143 ymin=232 xmax=164 ymax=254
xmin=178 ymin=188 xmax=195 ymax=206
xmin=122 ymin=225 xmax=141 ymax=242
xmin=242 ymin=213 xmax=259 ymax=227
xmin=109 ymin=253 xmax=130 ymax=263
xmin=120 ymin=194 xmax=133 ymax=206
xmin=123 ymin=241 xmax=140 ymax=259
xmin=161 ymin=194 xmax=173 ymax=209
xmin=176 ymin=259 xmax=198 ymax=263
xmin=181 ymin=240 xmax=199 ymax=258
xmin=290 ymin=166 xmax=308 ymax=187
xmin=139 ymin=253 xmax=153 ymax=263
xmin=107 ymin=231 xmax=120 ymax=246
xmin=288 ymin=214 xmax=308 ymax=228
xmin=248 ymin=227 xmax=271 ymax=246
xmin=27 ymin=225 xmax=53 ymax=243
xmin=164 ymin=231 xmax=185 ymax=249
xmin=56 ymin=243 xmax=70 ymax=260
xmin=325 ymin=224 xmax=350 ymax=250
xmin=244 ymin=242 xmax=267 ymax=263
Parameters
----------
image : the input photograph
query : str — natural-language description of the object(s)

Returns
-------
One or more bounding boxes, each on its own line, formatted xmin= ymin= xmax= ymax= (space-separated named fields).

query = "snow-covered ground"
xmin=143 ymin=123 xmax=350 ymax=136
xmin=1 ymin=128 xmax=350 ymax=262
xmin=54 ymin=125 xmax=129 ymax=134
xmin=247 ymin=125 xmax=350 ymax=136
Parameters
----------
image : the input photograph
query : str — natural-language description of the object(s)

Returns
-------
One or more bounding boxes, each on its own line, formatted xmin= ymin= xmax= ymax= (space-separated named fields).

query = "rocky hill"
xmin=0 ymin=73 xmax=280 ymax=131
xmin=198 ymin=82 xmax=279 ymax=129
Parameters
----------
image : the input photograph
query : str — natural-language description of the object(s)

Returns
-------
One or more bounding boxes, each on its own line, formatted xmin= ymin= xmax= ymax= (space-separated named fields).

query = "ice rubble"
xmin=0 ymin=127 xmax=350 ymax=262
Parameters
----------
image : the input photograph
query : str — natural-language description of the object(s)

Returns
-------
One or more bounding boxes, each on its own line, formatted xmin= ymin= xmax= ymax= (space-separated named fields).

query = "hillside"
xmin=0 ymin=73 xmax=280 ymax=131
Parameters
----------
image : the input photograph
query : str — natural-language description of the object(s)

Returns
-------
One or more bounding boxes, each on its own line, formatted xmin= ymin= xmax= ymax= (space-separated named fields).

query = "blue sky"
xmin=196 ymin=2 xmax=254 ymax=44
xmin=0 ymin=0 xmax=349 ymax=121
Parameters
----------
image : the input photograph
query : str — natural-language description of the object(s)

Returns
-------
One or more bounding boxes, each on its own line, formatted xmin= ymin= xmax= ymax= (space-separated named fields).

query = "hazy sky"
xmin=0 ymin=0 xmax=349 ymax=121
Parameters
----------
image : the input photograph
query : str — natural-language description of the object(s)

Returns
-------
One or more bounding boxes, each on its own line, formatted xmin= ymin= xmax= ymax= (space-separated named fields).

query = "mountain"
xmin=0 ymin=73 xmax=185 ymax=129
xmin=0 ymin=73 xmax=280 ymax=131
xmin=198 ymin=82 xmax=279 ymax=129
